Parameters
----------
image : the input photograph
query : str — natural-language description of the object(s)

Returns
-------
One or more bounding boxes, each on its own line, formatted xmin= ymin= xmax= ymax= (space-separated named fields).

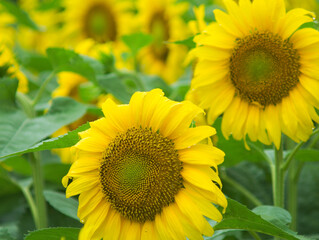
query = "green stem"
xmin=287 ymin=160 xmax=298 ymax=231
xmin=248 ymin=142 xmax=273 ymax=166
xmin=273 ymin=143 xmax=284 ymax=208
xmin=32 ymin=72 xmax=55 ymax=106
xmin=221 ymin=171 xmax=262 ymax=207
xmin=29 ymin=152 xmax=48 ymax=229
xmin=308 ymin=128 xmax=319 ymax=148
xmin=281 ymin=141 xmax=303 ymax=171
xmin=20 ymin=186 xmax=39 ymax=229
xmin=249 ymin=231 xmax=262 ymax=240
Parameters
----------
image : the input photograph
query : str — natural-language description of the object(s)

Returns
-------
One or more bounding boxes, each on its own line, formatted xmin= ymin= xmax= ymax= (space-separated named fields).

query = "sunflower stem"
xmin=281 ymin=141 xmax=303 ymax=171
xmin=273 ymin=143 xmax=284 ymax=208
xmin=18 ymin=89 xmax=48 ymax=229
xmin=287 ymin=160 xmax=298 ymax=231
xmin=32 ymin=71 xmax=55 ymax=106
xmin=20 ymin=186 xmax=40 ymax=229
xmin=220 ymin=171 xmax=262 ymax=207
xmin=29 ymin=152 xmax=48 ymax=229
xmin=249 ymin=231 xmax=262 ymax=240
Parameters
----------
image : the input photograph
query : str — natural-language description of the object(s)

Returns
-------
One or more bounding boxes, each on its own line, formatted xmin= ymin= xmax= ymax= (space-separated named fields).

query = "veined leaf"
xmin=44 ymin=190 xmax=78 ymax=221
xmin=214 ymin=198 xmax=311 ymax=240
xmin=24 ymin=227 xmax=80 ymax=240
xmin=0 ymin=97 xmax=87 ymax=158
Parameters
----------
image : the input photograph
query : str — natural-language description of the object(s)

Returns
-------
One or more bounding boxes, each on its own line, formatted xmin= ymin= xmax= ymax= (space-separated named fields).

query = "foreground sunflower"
xmin=188 ymin=0 xmax=319 ymax=149
xmin=63 ymin=89 xmax=227 ymax=240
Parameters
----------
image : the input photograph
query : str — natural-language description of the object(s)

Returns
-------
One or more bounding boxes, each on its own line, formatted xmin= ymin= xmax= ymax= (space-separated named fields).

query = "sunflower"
xmin=62 ymin=0 xmax=134 ymax=69
xmin=137 ymin=0 xmax=190 ymax=84
xmin=63 ymin=89 xmax=227 ymax=240
xmin=188 ymin=0 xmax=319 ymax=149
xmin=0 ymin=44 xmax=28 ymax=93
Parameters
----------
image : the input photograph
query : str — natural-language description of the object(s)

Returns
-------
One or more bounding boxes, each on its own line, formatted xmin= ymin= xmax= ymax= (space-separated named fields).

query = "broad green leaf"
xmin=168 ymin=35 xmax=196 ymax=49
xmin=14 ymin=46 xmax=52 ymax=72
xmin=46 ymin=48 xmax=99 ymax=84
xmin=0 ymin=0 xmax=40 ymax=30
xmin=122 ymin=32 xmax=153 ymax=56
xmin=0 ymin=223 xmax=18 ymax=240
xmin=0 ymin=122 xmax=89 ymax=160
xmin=294 ymin=149 xmax=319 ymax=162
xmin=137 ymin=73 xmax=172 ymax=95
xmin=214 ymin=198 xmax=310 ymax=240
xmin=213 ymin=118 xmax=265 ymax=167
xmin=44 ymin=190 xmax=78 ymax=221
xmin=97 ymin=73 xmax=131 ymax=103
xmin=24 ymin=227 xmax=80 ymax=240
xmin=253 ymin=206 xmax=292 ymax=229
xmin=0 ymin=77 xmax=18 ymax=107
xmin=0 ymin=97 xmax=87 ymax=158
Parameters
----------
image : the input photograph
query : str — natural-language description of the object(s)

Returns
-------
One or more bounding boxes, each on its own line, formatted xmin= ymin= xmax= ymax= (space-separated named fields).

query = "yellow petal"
xmin=181 ymin=164 xmax=218 ymax=192
xmin=185 ymin=187 xmax=223 ymax=222
xmin=102 ymin=98 xmax=130 ymax=132
xmin=290 ymin=28 xmax=319 ymax=49
xmin=178 ymin=144 xmax=224 ymax=166
xmin=175 ymin=189 xmax=214 ymax=237
xmin=161 ymin=205 xmax=185 ymax=239
xmin=141 ymin=221 xmax=158 ymax=240
xmin=103 ymin=208 xmax=121 ymax=240
xmin=160 ymin=101 xmax=203 ymax=139
xmin=264 ymin=104 xmax=281 ymax=149
xmin=66 ymin=175 xmax=99 ymax=198
xmin=276 ymin=8 xmax=314 ymax=40
xmin=74 ymin=137 xmax=107 ymax=153
xmin=78 ymin=188 xmax=103 ymax=221
xmin=213 ymin=9 xmax=243 ymax=37
xmin=174 ymin=126 xmax=216 ymax=150
xmin=244 ymin=105 xmax=260 ymax=142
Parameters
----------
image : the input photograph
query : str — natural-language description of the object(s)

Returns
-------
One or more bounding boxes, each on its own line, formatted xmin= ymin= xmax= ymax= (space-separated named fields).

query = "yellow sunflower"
xmin=0 ymin=44 xmax=28 ymax=93
xmin=63 ymin=89 xmax=227 ymax=240
xmin=188 ymin=0 xmax=319 ymax=149
xmin=62 ymin=0 xmax=134 ymax=69
xmin=137 ymin=0 xmax=190 ymax=84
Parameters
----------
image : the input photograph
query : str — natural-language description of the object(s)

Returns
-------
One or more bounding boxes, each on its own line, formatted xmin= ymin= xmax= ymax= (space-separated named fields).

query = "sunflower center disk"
xmin=83 ymin=3 xmax=117 ymax=42
xmin=230 ymin=32 xmax=301 ymax=106
xmin=99 ymin=127 xmax=183 ymax=223
xmin=149 ymin=11 xmax=170 ymax=61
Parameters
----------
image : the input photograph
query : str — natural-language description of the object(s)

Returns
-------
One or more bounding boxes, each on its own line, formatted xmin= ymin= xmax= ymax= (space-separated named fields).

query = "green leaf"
xmin=0 ymin=122 xmax=89 ymax=160
xmin=214 ymin=198 xmax=311 ymax=240
xmin=0 ymin=77 xmax=18 ymax=107
xmin=97 ymin=73 xmax=131 ymax=103
xmin=24 ymin=227 xmax=80 ymax=240
xmin=294 ymin=149 xmax=319 ymax=162
xmin=46 ymin=48 xmax=99 ymax=84
xmin=0 ymin=0 xmax=40 ymax=30
xmin=168 ymin=35 xmax=196 ymax=49
xmin=253 ymin=206 xmax=292 ymax=229
xmin=43 ymin=190 xmax=78 ymax=221
xmin=122 ymin=32 xmax=153 ymax=56
xmin=137 ymin=73 xmax=172 ymax=95
xmin=0 ymin=97 xmax=87 ymax=158
xmin=14 ymin=46 xmax=52 ymax=72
